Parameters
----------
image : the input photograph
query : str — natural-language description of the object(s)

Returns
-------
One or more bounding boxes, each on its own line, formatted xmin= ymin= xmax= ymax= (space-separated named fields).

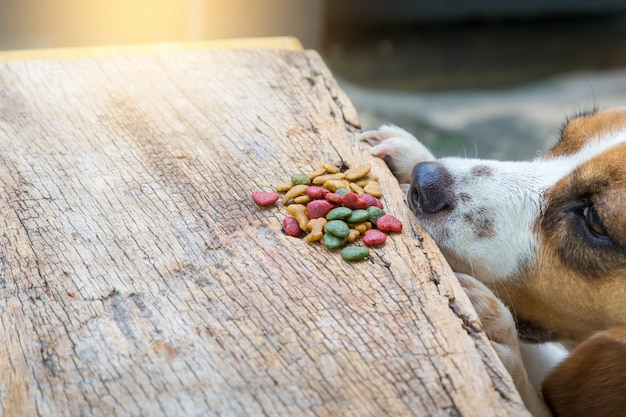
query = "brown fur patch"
xmin=542 ymin=326 xmax=626 ymax=417
xmin=463 ymin=207 xmax=496 ymax=240
xmin=470 ymin=165 xmax=493 ymax=177
xmin=548 ymin=108 xmax=626 ymax=158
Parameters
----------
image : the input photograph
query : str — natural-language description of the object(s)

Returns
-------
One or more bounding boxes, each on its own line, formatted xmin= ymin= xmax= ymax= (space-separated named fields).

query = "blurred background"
xmin=2 ymin=0 xmax=626 ymax=159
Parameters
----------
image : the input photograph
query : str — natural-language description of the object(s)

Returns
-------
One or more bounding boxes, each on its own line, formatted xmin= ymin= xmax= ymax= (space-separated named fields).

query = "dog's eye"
xmin=583 ymin=206 xmax=608 ymax=239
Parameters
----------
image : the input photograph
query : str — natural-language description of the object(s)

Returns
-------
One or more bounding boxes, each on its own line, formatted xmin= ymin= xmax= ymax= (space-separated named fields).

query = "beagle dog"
xmin=361 ymin=108 xmax=626 ymax=417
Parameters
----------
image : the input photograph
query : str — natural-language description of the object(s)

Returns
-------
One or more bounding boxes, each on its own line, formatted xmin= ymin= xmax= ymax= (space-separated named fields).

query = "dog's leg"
xmin=456 ymin=273 xmax=553 ymax=417
xmin=360 ymin=125 xmax=435 ymax=184
xmin=542 ymin=326 xmax=626 ymax=417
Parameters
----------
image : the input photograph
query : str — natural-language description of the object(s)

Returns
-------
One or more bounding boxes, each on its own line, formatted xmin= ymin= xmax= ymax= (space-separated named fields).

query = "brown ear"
xmin=542 ymin=326 xmax=626 ymax=417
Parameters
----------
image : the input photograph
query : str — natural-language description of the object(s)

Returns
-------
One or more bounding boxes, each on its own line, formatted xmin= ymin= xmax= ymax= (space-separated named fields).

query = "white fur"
xmin=519 ymin=342 xmax=569 ymax=391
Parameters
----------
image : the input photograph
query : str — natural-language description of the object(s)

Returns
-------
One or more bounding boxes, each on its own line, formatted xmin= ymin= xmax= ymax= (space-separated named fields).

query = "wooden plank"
xmin=0 ymin=47 xmax=530 ymax=416
xmin=0 ymin=36 xmax=302 ymax=62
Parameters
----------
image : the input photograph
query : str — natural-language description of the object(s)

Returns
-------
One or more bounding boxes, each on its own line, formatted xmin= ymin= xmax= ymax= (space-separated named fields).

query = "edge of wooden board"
xmin=0 ymin=36 xmax=304 ymax=62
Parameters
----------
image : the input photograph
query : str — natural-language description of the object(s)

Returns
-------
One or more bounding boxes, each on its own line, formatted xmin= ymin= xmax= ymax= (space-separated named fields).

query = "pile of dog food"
xmin=252 ymin=162 xmax=402 ymax=262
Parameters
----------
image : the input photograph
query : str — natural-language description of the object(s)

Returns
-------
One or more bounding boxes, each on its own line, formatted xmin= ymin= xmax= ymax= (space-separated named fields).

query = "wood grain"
xmin=0 ymin=47 xmax=530 ymax=416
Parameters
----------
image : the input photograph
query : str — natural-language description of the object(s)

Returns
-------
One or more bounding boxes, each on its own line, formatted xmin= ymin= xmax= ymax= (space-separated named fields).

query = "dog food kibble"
xmin=283 ymin=216 xmax=302 ymax=237
xmin=306 ymin=186 xmax=328 ymax=200
xmin=341 ymin=246 xmax=370 ymax=261
xmin=291 ymin=173 xmax=311 ymax=186
xmin=324 ymin=220 xmax=350 ymax=238
xmin=324 ymin=179 xmax=350 ymax=192
xmin=360 ymin=194 xmax=383 ymax=209
xmin=282 ymin=184 xmax=308 ymax=205
xmin=347 ymin=228 xmax=361 ymax=243
xmin=349 ymin=221 xmax=372 ymax=234
xmin=363 ymin=181 xmax=383 ymax=198
xmin=312 ymin=173 xmax=344 ymax=185
xmin=294 ymin=195 xmax=312 ymax=205
xmin=275 ymin=182 xmax=293 ymax=192
xmin=354 ymin=175 xmax=378 ymax=188
xmin=376 ymin=214 xmax=403 ymax=233
xmin=325 ymin=192 xmax=344 ymax=205
xmin=346 ymin=209 xmax=369 ymax=223
xmin=326 ymin=207 xmax=352 ymax=220
xmin=349 ymin=183 xmax=365 ymax=194
xmin=363 ymin=229 xmax=387 ymax=246
xmin=367 ymin=206 xmax=386 ymax=224
xmin=321 ymin=162 xmax=339 ymax=174
xmin=306 ymin=200 xmax=334 ymax=219
xmin=342 ymin=192 xmax=369 ymax=210
xmin=254 ymin=161 xmax=403 ymax=262
xmin=344 ymin=163 xmax=371 ymax=181
xmin=322 ymin=233 xmax=347 ymax=249
xmin=252 ymin=191 xmax=280 ymax=206
xmin=286 ymin=204 xmax=309 ymax=230
xmin=305 ymin=218 xmax=327 ymax=243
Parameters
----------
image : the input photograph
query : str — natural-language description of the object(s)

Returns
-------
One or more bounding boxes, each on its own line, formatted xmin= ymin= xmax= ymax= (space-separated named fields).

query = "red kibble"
xmin=306 ymin=186 xmax=329 ymax=200
xmin=359 ymin=193 xmax=383 ymax=209
xmin=306 ymin=200 xmax=334 ymax=219
xmin=342 ymin=192 xmax=369 ymax=210
xmin=325 ymin=192 xmax=344 ymax=205
xmin=376 ymin=214 xmax=402 ymax=233
xmin=363 ymin=229 xmax=387 ymax=246
xmin=283 ymin=216 xmax=302 ymax=237
xmin=252 ymin=191 xmax=280 ymax=206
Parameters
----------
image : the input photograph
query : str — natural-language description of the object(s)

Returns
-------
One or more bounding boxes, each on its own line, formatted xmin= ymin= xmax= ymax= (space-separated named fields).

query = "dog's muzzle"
xmin=409 ymin=162 xmax=455 ymax=214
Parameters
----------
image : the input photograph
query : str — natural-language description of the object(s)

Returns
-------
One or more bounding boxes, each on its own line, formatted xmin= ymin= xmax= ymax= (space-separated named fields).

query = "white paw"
xmin=360 ymin=124 xmax=435 ymax=184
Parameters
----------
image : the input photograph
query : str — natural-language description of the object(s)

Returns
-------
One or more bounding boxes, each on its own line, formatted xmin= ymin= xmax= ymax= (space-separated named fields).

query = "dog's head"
xmin=409 ymin=108 xmax=626 ymax=344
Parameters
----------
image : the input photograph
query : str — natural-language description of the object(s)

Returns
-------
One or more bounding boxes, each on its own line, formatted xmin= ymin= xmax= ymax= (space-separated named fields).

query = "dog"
xmin=360 ymin=108 xmax=626 ymax=417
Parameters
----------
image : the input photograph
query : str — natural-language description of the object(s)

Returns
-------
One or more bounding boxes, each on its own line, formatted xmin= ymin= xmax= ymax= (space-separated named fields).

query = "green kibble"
xmin=341 ymin=246 xmax=370 ymax=261
xmin=291 ymin=173 xmax=311 ymax=186
xmin=326 ymin=207 xmax=352 ymax=220
xmin=322 ymin=233 xmax=347 ymax=249
xmin=367 ymin=206 xmax=386 ymax=224
xmin=324 ymin=220 xmax=350 ymax=238
xmin=335 ymin=188 xmax=349 ymax=196
xmin=347 ymin=209 xmax=369 ymax=223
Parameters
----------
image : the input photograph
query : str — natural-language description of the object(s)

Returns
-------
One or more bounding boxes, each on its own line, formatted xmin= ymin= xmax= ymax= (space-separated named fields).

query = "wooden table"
xmin=0 ymin=37 xmax=529 ymax=416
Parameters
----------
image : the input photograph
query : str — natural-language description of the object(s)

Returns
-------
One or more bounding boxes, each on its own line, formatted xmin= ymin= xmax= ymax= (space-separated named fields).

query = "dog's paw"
xmin=456 ymin=273 xmax=552 ymax=417
xmin=455 ymin=273 xmax=520 ymax=367
xmin=360 ymin=124 xmax=435 ymax=184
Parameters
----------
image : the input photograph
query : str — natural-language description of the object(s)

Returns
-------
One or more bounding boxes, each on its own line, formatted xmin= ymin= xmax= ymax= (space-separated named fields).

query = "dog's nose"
xmin=410 ymin=162 xmax=454 ymax=213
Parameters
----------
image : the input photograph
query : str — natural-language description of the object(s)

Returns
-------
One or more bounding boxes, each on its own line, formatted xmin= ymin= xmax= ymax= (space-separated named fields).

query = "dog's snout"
xmin=410 ymin=162 xmax=455 ymax=213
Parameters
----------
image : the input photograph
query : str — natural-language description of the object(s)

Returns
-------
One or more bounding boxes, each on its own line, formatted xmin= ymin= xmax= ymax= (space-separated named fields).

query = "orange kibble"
xmin=282 ymin=184 xmax=308 ymax=205
xmin=347 ymin=229 xmax=360 ymax=243
xmin=322 ymin=163 xmax=340 ymax=174
xmin=305 ymin=218 xmax=327 ymax=243
xmin=348 ymin=221 xmax=372 ymax=234
xmin=294 ymin=195 xmax=312 ymax=205
xmin=286 ymin=204 xmax=309 ymax=230
xmin=312 ymin=173 xmax=345 ymax=185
